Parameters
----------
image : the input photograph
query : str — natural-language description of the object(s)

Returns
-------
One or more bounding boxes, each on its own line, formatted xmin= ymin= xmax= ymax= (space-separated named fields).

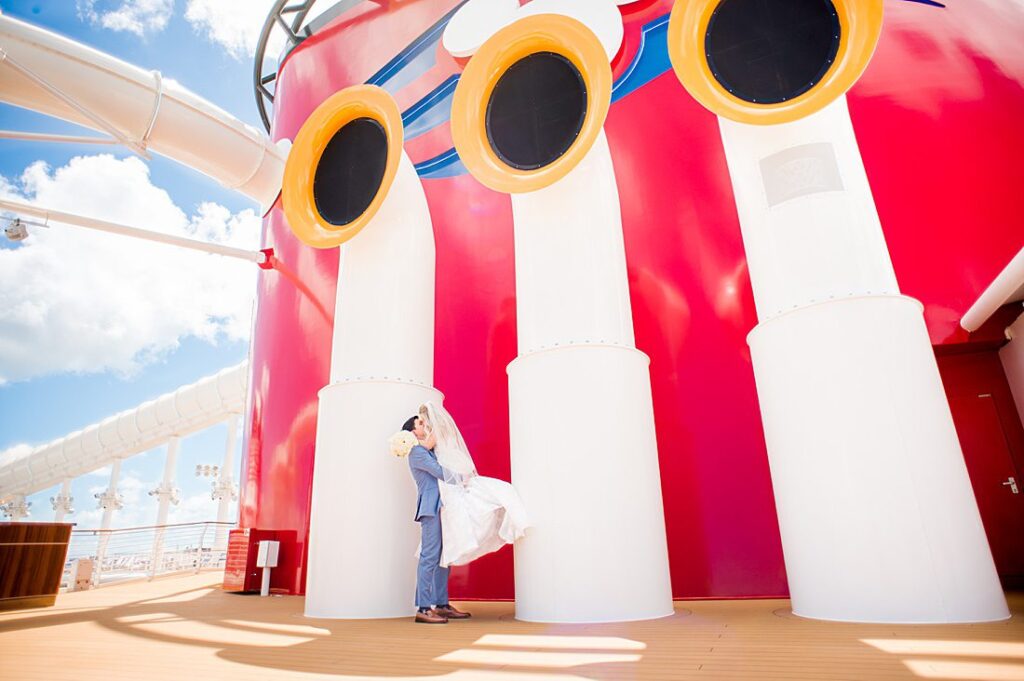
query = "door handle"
xmin=1003 ymin=477 xmax=1019 ymax=494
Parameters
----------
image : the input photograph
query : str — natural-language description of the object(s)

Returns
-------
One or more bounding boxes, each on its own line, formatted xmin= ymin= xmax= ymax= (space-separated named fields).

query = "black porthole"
xmin=485 ymin=52 xmax=588 ymax=171
xmin=705 ymin=0 xmax=841 ymax=105
xmin=313 ymin=117 xmax=388 ymax=226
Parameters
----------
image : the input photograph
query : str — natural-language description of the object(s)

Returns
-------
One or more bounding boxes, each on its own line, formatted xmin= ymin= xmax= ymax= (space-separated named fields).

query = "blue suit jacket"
xmin=408 ymin=444 xmax=452 ymax=521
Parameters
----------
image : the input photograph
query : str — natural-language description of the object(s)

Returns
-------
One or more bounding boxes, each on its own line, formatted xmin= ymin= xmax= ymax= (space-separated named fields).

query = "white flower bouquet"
xmin=388 ymin=431 xmax=418 ymax=458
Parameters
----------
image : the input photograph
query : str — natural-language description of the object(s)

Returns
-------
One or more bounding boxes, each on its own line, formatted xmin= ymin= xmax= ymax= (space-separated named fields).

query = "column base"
xmin=508 ymin=344 xmax=673 ymax=623
xmin=304 ymin=379 xmax=442 ymax=619
xmin=750 ymin=295 xmax=1009 ymax=623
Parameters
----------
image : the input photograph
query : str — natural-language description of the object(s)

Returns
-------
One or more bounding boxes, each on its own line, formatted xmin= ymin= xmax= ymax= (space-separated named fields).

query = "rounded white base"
xmin=508 ymin=344 xmax=674 ymax=623
xmin=304 ymin=380 xmax=443 ymax=619
xmin=749 ymin=295 xmax=1009 ymax=623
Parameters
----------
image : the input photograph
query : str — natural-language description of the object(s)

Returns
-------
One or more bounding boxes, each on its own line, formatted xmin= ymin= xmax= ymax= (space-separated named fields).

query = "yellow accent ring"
xmin=451 ymin=14 xmax=612 ymax=194
xmin=282 ymin=85 xmax=403 ymax=249
xmin=667 ymin=0 xmax=883 ymax=125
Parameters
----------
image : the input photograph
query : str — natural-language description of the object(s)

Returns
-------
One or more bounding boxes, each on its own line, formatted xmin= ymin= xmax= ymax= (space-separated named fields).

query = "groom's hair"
xmin=402 ymin=416 xmax=418 ymax=432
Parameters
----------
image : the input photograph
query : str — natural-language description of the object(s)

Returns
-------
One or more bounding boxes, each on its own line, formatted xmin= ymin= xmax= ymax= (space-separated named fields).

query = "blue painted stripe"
xmin=403 ymin=75 xmax=460 ymax=141
xmin=366 ymin=1 xmax=468 ymax=88
xmin=611 ymin=14 xmax=672 ymax=103
xmin=415 ymin=148 xmax=466 ymax=179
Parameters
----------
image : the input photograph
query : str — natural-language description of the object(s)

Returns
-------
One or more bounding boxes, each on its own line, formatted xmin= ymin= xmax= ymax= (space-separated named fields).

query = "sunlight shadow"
xmin=903 ymin=659 xmax=1024 ymax=680
xmin=435 ymin=649 xmax=642 ymax=668
xmin=863 ymin=640 xmax=1024 ymax=659
xmin=473 ymin=634 xmax=646 ymax=651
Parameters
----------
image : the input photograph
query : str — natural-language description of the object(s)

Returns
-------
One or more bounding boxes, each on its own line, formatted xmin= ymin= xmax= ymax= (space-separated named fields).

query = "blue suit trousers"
xmin=416 ymin=514 xmax=449 ymax=608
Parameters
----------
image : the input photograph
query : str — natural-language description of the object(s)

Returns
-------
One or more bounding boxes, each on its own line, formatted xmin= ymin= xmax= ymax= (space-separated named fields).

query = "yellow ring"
xmin=451 ymin=14 xmax=612 ymax=194
xmin=667 ymin=0 xmax=883 ymax=125
xmin=282 ymin=85 xmax=403 ymax=248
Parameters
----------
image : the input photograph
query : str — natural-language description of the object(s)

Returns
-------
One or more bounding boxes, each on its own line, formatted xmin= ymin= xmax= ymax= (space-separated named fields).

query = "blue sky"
xmin=0 ymin=0 xmax=278 ymax=528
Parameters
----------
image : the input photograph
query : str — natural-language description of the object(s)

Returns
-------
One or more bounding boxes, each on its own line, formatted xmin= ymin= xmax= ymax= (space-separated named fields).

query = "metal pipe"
xmin=961 ymin=248 xmax=1024 ymax=332
xmin=0 ymin=198 xmax=268 ymax=264
xmin=0 ymin=130 xmax=119 ymax=145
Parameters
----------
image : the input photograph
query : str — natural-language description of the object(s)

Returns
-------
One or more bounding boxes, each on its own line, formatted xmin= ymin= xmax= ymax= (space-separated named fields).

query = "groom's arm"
xmin=409 ymin=447 xmax=455 ymax=482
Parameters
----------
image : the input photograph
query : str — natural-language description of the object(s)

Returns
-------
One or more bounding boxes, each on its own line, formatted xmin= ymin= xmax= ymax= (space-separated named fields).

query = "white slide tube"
xmin=304 ymin=152 xmax=442 ymax=619
xmin=0 ymin=363 xmax=247 ymax=504
xmin=720 ymin=97 xmax=1008 ymax=622
xmin=0 ymin=13 xmax=284 ymax=209
xmin=508 ymin=131 xmax=673 ymax=623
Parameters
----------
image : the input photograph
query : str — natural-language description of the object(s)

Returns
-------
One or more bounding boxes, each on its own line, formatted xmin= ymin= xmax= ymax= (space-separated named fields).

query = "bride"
xmin=418 ymin=401 xmax=531 ymax=567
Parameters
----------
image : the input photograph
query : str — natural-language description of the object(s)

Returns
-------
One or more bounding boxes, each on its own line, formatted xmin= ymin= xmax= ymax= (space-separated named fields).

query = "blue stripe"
xmin=611 ymin=14 xmax=672 ymax=103
xmin=415 ymin=148 xmax=466 ymax=179
xmin=366 ymin=1 xmax=468 ymax=88
xmin=403 ymin=75 xmax=460 ymax=141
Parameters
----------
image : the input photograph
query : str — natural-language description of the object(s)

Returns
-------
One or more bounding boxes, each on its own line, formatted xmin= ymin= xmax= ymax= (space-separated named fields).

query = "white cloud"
xmin=0 ymin=154 xmax=259 ymax=384
xmin=78 ymin=0 xmax=175 ymax=37
xmin=184 ymin=0 xmax=279 ymax=58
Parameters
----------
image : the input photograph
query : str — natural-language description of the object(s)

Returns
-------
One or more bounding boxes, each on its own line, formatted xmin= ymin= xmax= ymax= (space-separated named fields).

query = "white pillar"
xmin=1 ymin=493 xmax=31 ymax=521
xmin=94 ymin=458 xmax=123 ymax=584
xmin=149 ymin=438 xmax=180 ymax=577
xmin=212 ymin=415 xmax=240 ymax=551
xmin=719 ymin=97 xmax=1008 ymax=623
xmin=305 ymin=151 xmax=442 ymax=619
xmin=51 ymin=479 xmax=73 ymax=522
xmin=509 ymin=131 xmax=673 ymax=623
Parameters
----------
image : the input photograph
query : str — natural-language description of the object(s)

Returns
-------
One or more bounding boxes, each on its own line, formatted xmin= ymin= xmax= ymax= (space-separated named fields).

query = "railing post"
xmin=196 ymin=523 xmax=209 ymax=574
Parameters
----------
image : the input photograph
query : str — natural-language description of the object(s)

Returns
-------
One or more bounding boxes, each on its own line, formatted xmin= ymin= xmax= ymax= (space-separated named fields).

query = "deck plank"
xmin=0 ymin=573 xmax=1021 ymax=681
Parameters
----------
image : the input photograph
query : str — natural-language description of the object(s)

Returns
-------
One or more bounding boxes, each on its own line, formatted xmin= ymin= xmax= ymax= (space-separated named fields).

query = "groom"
xmin=402 ymin=415 xmax=472 ymax=624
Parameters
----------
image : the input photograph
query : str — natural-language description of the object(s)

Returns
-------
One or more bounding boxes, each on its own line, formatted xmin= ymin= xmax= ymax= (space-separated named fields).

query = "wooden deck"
xmin=0 ymin=573 xmax=1021 ymax=680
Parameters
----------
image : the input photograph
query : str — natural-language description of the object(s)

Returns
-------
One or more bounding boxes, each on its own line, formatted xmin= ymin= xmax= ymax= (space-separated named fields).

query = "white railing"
xmin=61 ymin=521 xmax=234 ymax=589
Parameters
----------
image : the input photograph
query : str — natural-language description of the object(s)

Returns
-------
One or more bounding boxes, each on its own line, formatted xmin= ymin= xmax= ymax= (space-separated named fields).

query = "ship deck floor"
xmin=1 ymin=572 xmax=1022 ymax=681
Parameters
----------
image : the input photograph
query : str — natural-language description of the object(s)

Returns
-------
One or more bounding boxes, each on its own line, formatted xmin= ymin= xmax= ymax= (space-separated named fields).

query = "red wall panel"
xmin=240 ymin=0 xmax=1024 ymax=599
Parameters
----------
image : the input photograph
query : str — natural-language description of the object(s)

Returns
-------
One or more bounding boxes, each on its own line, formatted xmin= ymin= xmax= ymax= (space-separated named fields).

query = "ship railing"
xmin=60 ymin=521 xmax=235 ymax=590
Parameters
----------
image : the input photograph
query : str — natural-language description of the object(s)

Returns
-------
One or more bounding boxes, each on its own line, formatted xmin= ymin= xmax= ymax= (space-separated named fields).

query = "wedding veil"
xmin=419 ymin=401 xmax=477 ymax=480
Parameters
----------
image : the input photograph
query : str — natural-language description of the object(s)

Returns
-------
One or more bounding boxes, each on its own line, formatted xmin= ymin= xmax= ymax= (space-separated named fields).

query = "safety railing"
xmin=254 ymin=0 xmax=392 ymax=131
xmin=61 ymin=521 xmax=234 ymax=589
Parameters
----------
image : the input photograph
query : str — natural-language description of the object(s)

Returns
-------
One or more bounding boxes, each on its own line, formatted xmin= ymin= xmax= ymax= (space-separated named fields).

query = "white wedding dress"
xmin=421 ymin=402 xmax=531 ymax=568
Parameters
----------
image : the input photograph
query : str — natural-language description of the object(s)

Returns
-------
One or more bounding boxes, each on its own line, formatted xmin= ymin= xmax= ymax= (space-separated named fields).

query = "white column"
xmin=305 ymin=151 xmax=442 ymax=619
xmin=509 ymin=131 xmax=673 ymax=623
xmin=94 ymin=458 xmax=123 ymax=584
xmin=149 ymin=438 xmax=180 ymax=577
xmin=51 ymin=479 xmax=73 ymax=522
xmin=1 ymin=493 xmax=31 ymax=521
xmin=212 ymin=415 xmax=240 ymax=551
xmin=999 ymin=308 xmax=1024 ymax=430
xmin=719 ymin=97 xmax=1008 ymax=623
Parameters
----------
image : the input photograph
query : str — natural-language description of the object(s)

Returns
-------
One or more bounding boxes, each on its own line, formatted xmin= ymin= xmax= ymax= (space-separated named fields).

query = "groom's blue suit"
xmin=409 ymin=444 xmax=453 ymax=609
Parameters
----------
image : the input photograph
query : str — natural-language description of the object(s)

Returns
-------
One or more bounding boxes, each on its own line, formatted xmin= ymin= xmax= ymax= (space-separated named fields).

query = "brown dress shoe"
xmin=415 ymin=608 xmax=448 ymax=624
xmin=435 ymin=604 xmax=471 ymax=619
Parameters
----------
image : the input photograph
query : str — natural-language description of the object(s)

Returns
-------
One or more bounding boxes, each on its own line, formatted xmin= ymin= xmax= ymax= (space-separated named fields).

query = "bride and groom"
xmin=400 ymin=402 xmax=530 ymax=624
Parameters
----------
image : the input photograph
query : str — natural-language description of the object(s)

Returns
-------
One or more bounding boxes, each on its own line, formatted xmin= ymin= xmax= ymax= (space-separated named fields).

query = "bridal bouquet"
xmin=388 ymin=431 xmax=418 ymax=458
